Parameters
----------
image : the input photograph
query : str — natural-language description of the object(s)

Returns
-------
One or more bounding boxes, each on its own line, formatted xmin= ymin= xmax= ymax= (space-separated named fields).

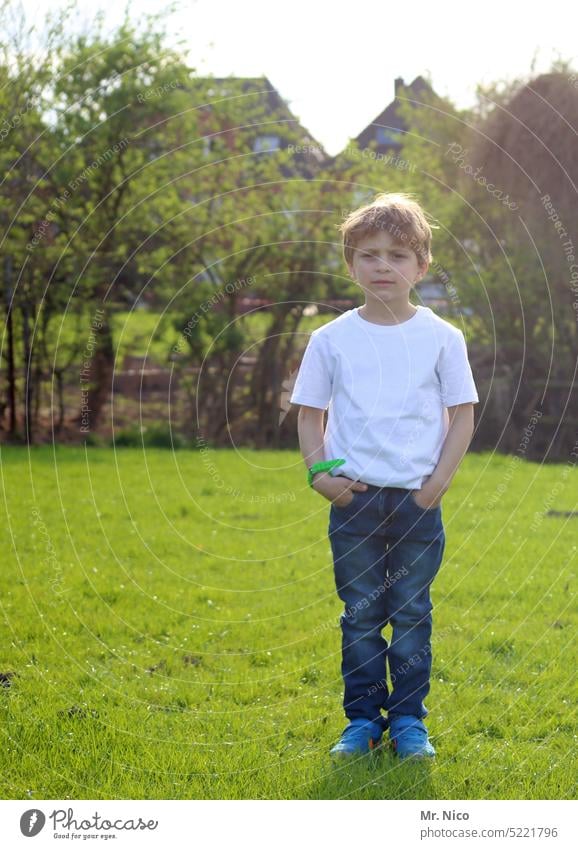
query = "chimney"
xmin=394 ymin=77 xmax=404 ymax=95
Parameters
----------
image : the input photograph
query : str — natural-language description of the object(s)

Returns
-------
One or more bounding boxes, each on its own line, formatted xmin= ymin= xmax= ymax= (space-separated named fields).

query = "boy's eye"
xmin=362 ymin=252 xmax=406 ymax=259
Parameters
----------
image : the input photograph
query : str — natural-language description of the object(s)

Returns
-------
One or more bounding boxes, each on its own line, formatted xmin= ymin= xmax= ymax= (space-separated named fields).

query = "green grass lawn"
xmin=0 ymin=447 xmax=576 ymax=800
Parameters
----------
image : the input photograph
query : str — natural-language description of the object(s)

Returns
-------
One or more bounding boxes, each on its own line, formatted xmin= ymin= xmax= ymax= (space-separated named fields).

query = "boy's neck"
xmin=358 ymin=298 xmax=418 ymax=326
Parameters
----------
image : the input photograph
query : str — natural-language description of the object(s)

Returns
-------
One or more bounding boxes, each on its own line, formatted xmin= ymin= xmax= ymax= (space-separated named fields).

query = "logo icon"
xmin=20 ymin=810 xmax=46 ymax=837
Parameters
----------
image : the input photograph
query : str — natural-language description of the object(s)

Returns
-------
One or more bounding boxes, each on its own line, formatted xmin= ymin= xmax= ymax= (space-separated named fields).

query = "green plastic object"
xmin=307 ymin=459 xmax=346 ymax=487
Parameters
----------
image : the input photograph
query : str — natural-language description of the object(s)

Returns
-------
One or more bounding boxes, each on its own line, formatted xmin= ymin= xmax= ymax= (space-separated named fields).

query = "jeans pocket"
xmin=409 ymin=490 xmax=440 ymax=513
xmin=333 ymin=489 xmax=360 ymax=511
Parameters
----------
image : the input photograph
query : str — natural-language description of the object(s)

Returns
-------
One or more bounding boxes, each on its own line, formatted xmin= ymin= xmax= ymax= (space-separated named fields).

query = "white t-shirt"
xmin=290 ymin=305 xmax=479 ymax=489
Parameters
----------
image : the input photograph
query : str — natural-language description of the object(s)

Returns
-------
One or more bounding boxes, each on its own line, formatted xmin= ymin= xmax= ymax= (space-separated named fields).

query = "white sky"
xmin=16 ymin=0 xmax=578 ymax=155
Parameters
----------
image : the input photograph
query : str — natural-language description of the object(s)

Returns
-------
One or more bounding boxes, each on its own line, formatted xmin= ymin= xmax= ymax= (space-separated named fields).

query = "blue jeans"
xmin=328 ymin=484 xmax=445 ymax=732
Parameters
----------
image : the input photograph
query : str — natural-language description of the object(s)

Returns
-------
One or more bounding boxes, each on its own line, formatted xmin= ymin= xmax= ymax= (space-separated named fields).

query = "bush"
xmin=83 ymin=432 xmax=106 ymax=447
xmin=111 ymin=424 xmax=188 ymax=449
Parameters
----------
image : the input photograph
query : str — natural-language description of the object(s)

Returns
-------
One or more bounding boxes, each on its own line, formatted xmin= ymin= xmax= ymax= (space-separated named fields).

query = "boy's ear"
xmin=416 ymin=260 xmax=429 ymax=281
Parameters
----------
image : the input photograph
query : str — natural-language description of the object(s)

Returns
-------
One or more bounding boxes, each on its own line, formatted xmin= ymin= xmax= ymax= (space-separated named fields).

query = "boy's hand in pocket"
xmin=312 ymin=473 xmax=368 ymax=507
xmin=411 ymin=475 xmax=447 ymax=509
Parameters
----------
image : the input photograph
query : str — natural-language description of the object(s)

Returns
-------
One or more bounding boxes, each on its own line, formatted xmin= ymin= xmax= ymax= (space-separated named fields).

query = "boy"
xmin=290 ymin=192 xmax=478 ymax=760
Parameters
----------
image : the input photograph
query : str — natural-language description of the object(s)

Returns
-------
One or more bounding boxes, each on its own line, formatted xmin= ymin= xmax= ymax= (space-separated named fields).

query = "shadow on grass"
xmin=307 ymin=746 xmax=437 ymax=800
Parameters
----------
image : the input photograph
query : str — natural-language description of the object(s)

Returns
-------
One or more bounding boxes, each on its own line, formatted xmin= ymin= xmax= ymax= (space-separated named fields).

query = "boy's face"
xmin=347 ymin=229 xmax=428 ymax=308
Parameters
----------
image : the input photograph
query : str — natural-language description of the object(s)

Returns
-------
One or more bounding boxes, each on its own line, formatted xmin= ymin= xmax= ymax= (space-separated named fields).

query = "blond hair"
xmin=338 ymin=191 xmax=435 ymax=268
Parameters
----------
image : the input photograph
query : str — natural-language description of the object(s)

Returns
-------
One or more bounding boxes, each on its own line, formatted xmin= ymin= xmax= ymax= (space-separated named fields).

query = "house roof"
xmin=353 ymin=75 xmax=438 ymax=152
xmin=192 ymin=75 xmax=331 ymax=173
xmin=186 ymin=74 xmax=442 ymax=172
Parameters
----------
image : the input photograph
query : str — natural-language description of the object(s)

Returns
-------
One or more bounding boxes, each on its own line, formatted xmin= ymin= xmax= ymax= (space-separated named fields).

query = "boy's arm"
xmin=296 ymin=406 xmax=367 ymax=502
xmin=416 ymin=403 xmax=475 ymax=507
xmin=297 ymin=405 xmax=327 ymax=472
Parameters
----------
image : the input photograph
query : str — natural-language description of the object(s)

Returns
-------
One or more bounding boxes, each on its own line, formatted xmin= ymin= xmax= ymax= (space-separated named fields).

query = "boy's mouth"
xmin=371 ymin=279 xmax=395 ymax=285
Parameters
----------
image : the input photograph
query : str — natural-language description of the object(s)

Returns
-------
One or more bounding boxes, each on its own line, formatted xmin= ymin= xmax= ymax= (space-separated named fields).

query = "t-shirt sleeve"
xmin=438 ymin=329 xmax=479 ymax=407
xmin=289 ymin=331 xmax=333 ymax=410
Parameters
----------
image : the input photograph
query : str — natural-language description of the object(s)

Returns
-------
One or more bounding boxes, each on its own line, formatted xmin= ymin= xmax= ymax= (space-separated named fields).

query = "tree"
xmin=0 ymin=0 xmax=69 ymax=442
xmin=45 ymin=8 xmax=204 ymax=434
xmin=379 ymin=70 xmax=578 ymax=458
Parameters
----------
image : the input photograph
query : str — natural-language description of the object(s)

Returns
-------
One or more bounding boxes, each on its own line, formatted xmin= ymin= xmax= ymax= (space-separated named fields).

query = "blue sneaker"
xmin=329 ymin=718 xmax=384 ymax=760
xmin=389 ymin=715 xmax=435 ymax=759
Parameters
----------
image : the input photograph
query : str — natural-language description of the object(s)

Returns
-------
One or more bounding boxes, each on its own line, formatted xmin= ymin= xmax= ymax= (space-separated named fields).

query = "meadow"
xmin=0 ymin=446 xmax=576 ymax=800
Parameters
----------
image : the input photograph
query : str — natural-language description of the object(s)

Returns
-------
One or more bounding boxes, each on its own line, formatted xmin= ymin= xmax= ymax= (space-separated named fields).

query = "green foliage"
xmin=111 ymin=422 xmax=188 ymax=448
xmin=1 ymin=5 xmax=575 ymax=454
